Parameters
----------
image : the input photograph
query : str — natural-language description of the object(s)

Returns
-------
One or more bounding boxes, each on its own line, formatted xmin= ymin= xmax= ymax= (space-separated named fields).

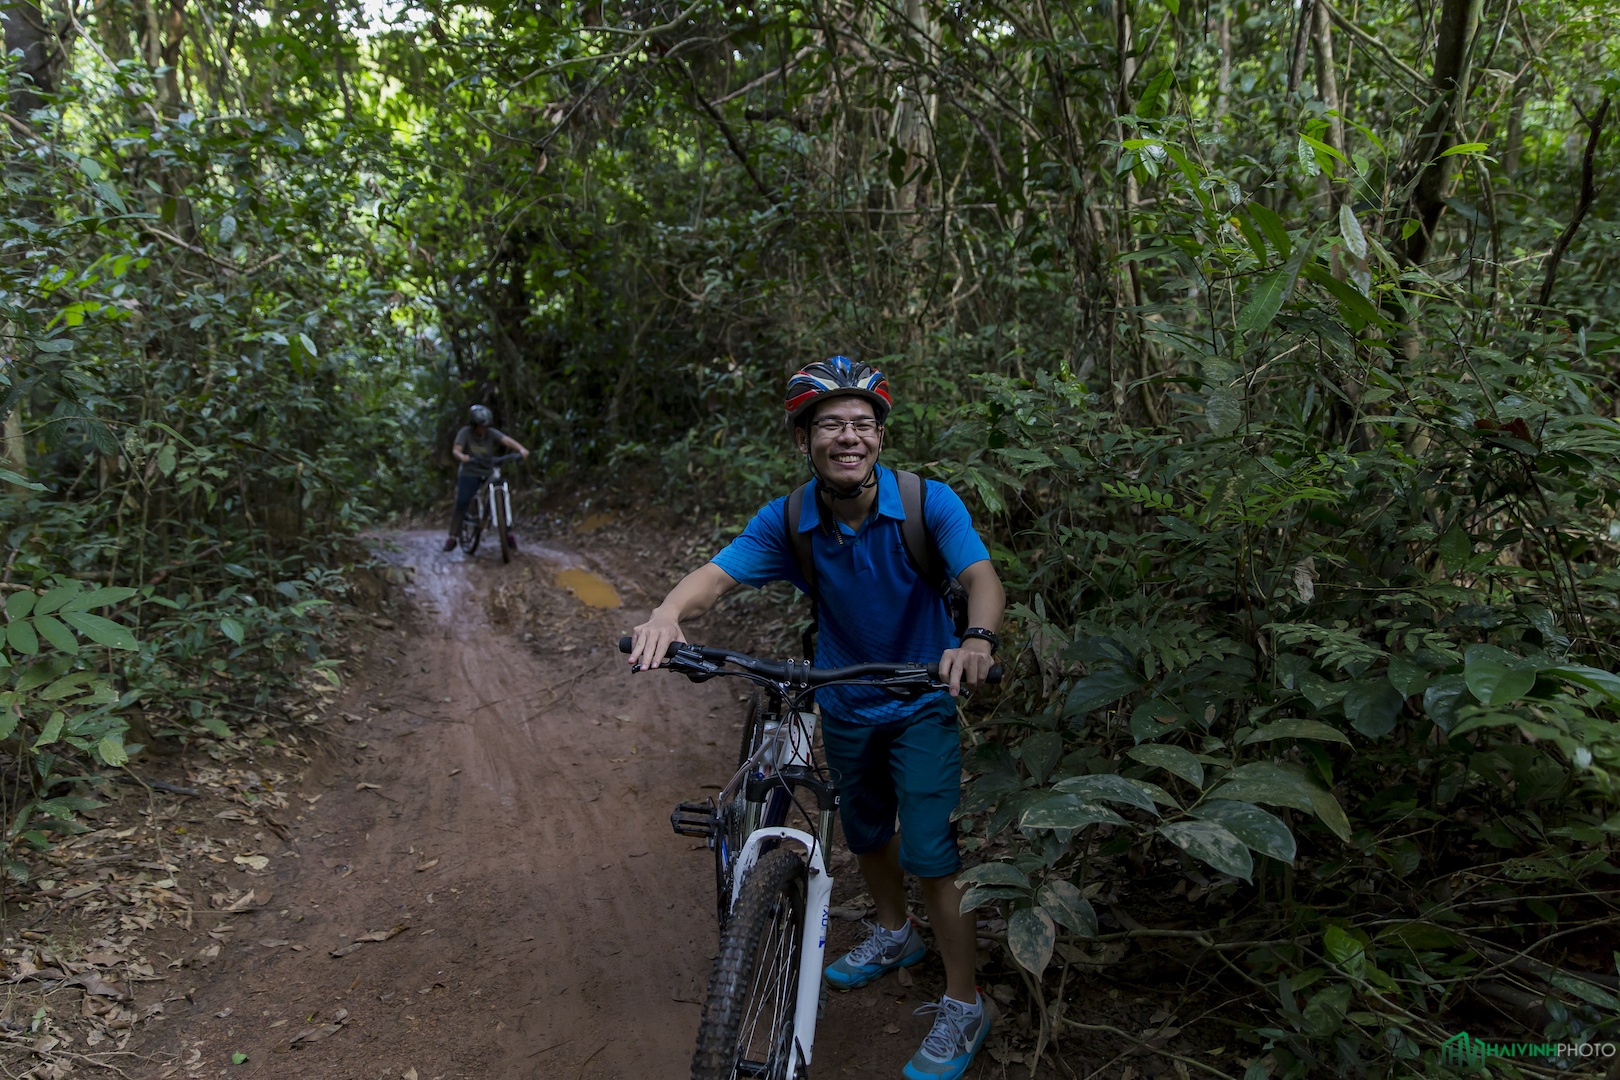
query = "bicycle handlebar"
xmin=471 ymin=452 xmax=523 ymax=468
xmin=617 ymin=637 xmax=1002 ymax=687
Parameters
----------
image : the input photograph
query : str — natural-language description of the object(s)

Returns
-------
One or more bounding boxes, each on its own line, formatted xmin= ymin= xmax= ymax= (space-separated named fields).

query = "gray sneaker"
xmin=823 ymin=918 xmax=925 ymax=990
xmin=904 ymin=993 xmax=990 ymax=1080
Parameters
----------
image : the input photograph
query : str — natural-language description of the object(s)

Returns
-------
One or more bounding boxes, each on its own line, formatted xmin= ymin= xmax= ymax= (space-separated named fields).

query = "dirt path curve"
xmin=141 ymin=527 xmax=988 ymax=1080
xmin=147 ymin=531 xmax=742 ymax=1078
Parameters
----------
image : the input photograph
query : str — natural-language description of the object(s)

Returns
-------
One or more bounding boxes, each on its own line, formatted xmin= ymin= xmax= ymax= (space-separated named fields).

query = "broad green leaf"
xmin=1423 ymin=674 xmax=1469 ymax=732
xmin=957 ymin=862 xmax=1030 ymax=889
xmin=1236 ymin=243 xmax=1309 ymax=338
xmin=1337 ymin=204 xmax=1367 ymax=260
xmin=1126 ymin=744 xmax=1204 ymax=786
xmin=1343 ymin=680 xmax=1404 ymax=738
xmin=1241 ymin=718 xmax=1351 ymax=745
xmin=1063 ymin=667 xmax=1142 ymax=718
xmin=61 ymin=587 xmax=138 ymax=612
xmin=1546 ymin=970 xmax=1620 ymax=1012
xmin=0 ymin=710 xmax=16 ymax=739
xmin=1020 ymin=731 xmax=1063 ymax=785
xmin=156 ymin=444 xmax=177 ymax=477
xmin=1007 ymin=907 xmax=1055 ymax=977
xmin=1159 ymin=820 xmax=1254 ymax=881
xmin=1248 ymin=204 xmax=1291 ymax=258
xmin=1544 ymin=665 xmax=1620 ymax=703
xmin=40 ymin=671 xmax=100 ymax=701
xmin=1052 ymin=774 xmax=1162 ymax=815
xmin=1440 ymin=142 xmax=1489 ymax=158
xmin=59 ymin=611 xmax=137 ymax=650
xmin=32 ymin=615 xmax=77 ymax=655
xmin=6 ymin=591 xmax=36 ymax=620
xmin=7 ymin=620 xmax=39 ymax=655
xmin=95 ymin=734 xmax=129 ymax=768
xmin=1464 ymin=658 xmax=1536 ymax=706
xmin=33 ymin=585 xmax=80 ymax=615
xmin=199 ymin=715 xmax=232 ymax=739
xmin=1211 ymin=761 xmax=1351 ymax=841
xmin=220 ymin=617 xmax=246 ymax=645
xmin=219 ymin=213 xmax=237 ymax=243
xmin=1020 ymin=795 xmax=1127 ymax=831
xmin=1036 ymin=880 xmax=1097 ymax=937
xmin=0 ymin=467 xmax=45 ymax=491
xmin=1438 ymin=526 xmax=1471 ymax=571
xmin=1386 ymin=656 xmax=1430 ymax=698
xmin=1189 ymin=800 xmax=1296 ymax=864
xmin=34 ymin=711 xmax=65 ymax=747
xmin=960 ymin=884 xmax=1028 ymax=913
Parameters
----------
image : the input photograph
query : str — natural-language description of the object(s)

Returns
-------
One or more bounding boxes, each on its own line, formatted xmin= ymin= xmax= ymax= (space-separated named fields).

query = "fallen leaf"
xmin=356 ymin=782 xmax=381 ymax=791
xmin=329 ymin=943 xmax=363 ymax=958
xmin=883 ymin=1023 xmax=900 ymax=1034
xmin=355 ymin=925 xmax=408 ymax=942
xmin=233 ymin=855 xmax=270 ymax=871
xmin=404 ymin=1070 xmax=419 ymax=1080
xmin=414 ymin=858 xmax=439 ymax=872
xmin=896 ymin=967 xmax=914 ymax=988
xmin=259 ymin=939 xmax=292 ymax=948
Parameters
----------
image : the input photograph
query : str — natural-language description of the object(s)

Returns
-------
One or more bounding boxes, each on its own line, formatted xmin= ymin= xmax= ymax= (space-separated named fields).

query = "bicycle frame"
xmin=477 ymin=468 xmax=512 ymax=529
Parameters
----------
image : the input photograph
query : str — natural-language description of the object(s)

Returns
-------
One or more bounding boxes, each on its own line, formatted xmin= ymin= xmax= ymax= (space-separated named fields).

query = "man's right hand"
xmin=627 ymin=613 xmax=685 ymax=670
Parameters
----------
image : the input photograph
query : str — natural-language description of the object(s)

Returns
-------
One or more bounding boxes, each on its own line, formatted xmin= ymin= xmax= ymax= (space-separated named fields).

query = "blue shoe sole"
xmin=901 ymin=1019 xmax=990 ymax=1080
xmin=822 ymin=946 xmax=926 ymax=991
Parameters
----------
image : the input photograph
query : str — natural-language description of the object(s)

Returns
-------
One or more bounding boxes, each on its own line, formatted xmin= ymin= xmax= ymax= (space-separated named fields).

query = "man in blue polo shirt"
xmin=627 ymin=356 xmax=1005 ymax=1080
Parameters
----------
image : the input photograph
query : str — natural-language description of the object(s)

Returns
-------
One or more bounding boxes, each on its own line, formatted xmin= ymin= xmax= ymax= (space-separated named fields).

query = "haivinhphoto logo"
xmin=1441 ymin=1031 xmax=1617 ymax=1066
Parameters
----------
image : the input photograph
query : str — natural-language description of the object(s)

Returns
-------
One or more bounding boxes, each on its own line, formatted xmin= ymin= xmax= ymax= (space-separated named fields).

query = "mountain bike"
xmin=619 ymin=637 xmax=1000 ymax=1080
xmin=457 ymin=452 xmax=521 ymax=563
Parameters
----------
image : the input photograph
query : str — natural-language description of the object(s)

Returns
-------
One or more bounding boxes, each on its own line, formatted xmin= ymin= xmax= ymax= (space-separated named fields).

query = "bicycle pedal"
xmin=670 ymin=800 xmax=716 ymax=838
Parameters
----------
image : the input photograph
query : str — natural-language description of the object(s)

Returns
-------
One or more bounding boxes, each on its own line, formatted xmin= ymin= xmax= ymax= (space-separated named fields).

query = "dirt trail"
xmin=139 ymin=528 xmax=998 ymax=1080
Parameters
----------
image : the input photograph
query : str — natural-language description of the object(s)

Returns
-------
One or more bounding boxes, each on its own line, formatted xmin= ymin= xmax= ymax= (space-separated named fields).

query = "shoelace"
xmin=846 ymin=919 xmax=907 ymax=965
xmin=912 ymin=998 xmax=979 ymax=1061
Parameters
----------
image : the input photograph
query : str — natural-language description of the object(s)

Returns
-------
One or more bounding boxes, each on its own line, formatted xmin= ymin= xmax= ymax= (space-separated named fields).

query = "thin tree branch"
xmin=1535 ymin=95 xmax=1610 ymax=316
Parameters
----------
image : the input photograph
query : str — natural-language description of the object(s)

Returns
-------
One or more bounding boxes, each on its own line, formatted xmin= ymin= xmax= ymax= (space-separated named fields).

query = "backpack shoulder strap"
xmin=894 ymin=469 xmax=945 ymax=591
xmin=784 ymin=483 xmax=820 ymax=657
xmin=783 ymin=482 xmax=818 ymax=600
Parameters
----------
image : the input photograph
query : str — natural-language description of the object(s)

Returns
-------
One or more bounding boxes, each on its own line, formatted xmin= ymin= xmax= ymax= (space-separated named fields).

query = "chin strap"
xmin=804 ymin=454 xmax=879 ymax=505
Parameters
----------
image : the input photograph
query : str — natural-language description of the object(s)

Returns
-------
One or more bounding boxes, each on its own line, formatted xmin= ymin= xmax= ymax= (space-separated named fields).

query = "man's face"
xmin=471 ymin=423 xmax=488 ymax=437
xmin=797 ymin=397 xmax=883 ymax=487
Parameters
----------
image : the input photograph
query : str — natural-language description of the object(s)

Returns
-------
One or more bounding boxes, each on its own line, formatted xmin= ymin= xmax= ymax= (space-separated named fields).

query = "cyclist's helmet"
xmin=468 ymin=404 xmax=493 ymax=427
xmin=784 ymin=356 xmax=892 ymax=430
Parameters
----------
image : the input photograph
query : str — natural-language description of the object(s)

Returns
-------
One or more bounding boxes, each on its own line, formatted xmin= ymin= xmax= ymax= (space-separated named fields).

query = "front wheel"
xmin=458 ymin=489 xmax=483 ymax=554
xmin=691 ymin=847 xmax=807 ymax=1080
xmin=492 ymin=484 xmax=510 ymax=564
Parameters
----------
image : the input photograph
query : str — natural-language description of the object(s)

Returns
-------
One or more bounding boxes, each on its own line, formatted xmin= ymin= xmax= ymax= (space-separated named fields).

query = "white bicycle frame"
xmin=478 ymin=467 xmax=513 ymax=531
xmin=720 ymin=703 xmax=832 ymax=1077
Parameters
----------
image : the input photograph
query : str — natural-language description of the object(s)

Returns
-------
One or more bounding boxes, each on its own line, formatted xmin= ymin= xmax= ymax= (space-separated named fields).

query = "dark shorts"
xmin=820 ymin=695 xmax=962 ymax=878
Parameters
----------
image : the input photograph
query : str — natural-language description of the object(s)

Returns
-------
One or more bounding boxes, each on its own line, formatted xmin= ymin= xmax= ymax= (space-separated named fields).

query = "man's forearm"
xmin=960 ymin=561 xmax=1005 ymax=632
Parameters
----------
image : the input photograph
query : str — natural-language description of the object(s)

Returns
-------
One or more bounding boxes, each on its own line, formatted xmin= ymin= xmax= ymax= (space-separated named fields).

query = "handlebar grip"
xmin=618 ymin=636 xmax=685 ymax=659
xmin=926 ymin=663 xmax=1004 ymax=684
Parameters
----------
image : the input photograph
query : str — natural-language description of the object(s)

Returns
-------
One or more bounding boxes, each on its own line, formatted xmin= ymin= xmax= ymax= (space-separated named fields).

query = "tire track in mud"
xmin=141 ymin=531 xmax=741 ymax=1079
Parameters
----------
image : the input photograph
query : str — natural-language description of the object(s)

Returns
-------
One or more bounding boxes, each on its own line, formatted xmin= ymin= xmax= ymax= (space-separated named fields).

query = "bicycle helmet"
xmin=784 ymin=356 xmax=892 ymax=430
xmin=468 ymin=404 xmax=493 ymax=427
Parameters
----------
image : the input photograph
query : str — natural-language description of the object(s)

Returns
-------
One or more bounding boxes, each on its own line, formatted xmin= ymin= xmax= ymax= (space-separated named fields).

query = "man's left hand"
xmin=938 ymin=638 xmax=995 ymax=697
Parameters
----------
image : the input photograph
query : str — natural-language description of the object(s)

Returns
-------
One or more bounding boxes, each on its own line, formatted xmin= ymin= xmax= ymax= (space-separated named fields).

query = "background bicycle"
xmin=622 ymin=637 xmax=998 ymax=1080
xmin=457 ymin=452 xmax=522 ymax=562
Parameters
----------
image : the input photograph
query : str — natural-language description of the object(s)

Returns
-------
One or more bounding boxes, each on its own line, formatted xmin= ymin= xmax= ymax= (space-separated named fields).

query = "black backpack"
xmin=782 ymin=469 xmax=970 ymax=657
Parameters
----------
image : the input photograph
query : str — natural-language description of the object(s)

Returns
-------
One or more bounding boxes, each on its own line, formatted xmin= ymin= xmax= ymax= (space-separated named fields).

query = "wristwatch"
xmin=960 ymin=627 xmax=1001 ymax=653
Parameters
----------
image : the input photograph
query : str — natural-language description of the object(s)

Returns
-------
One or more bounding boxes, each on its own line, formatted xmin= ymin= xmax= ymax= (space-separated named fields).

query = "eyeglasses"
xmin=812 ymin=418 xmax=881 ymax=436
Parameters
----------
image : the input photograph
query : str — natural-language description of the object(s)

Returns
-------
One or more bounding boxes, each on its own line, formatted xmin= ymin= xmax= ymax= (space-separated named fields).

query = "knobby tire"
xmin=493 ymin=485 xmax=510 ymax=564
xmin=458 ymin=487 xmax=483 ymax=555
xmin=691 ymin=847 xmax=807 ymax=1080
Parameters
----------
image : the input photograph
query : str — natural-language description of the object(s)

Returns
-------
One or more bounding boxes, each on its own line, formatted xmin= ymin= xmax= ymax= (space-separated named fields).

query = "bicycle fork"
xmin=728 ymin=815 xmax=835 ymax=1077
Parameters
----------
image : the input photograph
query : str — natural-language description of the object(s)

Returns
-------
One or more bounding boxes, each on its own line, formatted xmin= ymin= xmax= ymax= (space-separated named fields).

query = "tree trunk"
xmin=1395 ymin=0 xmax=1486 ymax=266
xmin=1 ymin=0 xmax=66 ymax=119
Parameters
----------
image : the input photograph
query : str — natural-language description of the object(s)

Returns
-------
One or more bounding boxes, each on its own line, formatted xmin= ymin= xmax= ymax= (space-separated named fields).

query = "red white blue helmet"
xmin=784 ymin=356 xmax=892 ymax=428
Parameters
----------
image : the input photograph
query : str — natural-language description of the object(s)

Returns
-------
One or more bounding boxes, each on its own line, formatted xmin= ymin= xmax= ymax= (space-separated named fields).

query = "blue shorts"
xmin=820 ymin=696 xmax=962 ymax=878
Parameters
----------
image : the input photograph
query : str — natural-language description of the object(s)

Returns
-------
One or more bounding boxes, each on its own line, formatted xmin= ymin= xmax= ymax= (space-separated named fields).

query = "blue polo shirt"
xmin=710 ymin=465 xmax=991 ymax=724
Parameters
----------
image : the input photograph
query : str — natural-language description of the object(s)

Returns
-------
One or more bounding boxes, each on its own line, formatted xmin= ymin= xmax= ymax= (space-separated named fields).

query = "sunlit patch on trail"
xmin=555 ymin=568 xmax=621 ymax=608
xmin=574 ymin=511 xmax=616 ymax=534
